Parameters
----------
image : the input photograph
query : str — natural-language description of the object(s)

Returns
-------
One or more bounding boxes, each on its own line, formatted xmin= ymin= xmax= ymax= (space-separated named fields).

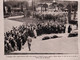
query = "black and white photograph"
xmin=4 ymin=0 xmax=78 ymax=55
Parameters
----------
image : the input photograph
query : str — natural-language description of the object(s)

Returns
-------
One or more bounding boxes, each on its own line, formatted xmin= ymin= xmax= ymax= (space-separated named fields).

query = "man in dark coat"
xmin=16 ymin=36 xmax=22 ymax=51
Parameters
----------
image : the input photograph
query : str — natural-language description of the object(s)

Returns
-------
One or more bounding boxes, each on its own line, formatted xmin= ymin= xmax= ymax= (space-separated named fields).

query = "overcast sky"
xmin=4 ymin=0 xmax=66 ymax=1
xmin=4 ymin=0 xmax=32 ymax=3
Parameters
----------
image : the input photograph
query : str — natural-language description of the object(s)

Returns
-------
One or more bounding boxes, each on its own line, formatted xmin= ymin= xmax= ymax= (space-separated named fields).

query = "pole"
xmin=32 ymin=0 xmax=34 ymax=18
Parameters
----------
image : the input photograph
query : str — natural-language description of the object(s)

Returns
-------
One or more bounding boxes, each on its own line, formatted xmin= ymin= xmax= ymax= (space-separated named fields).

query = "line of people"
xmin=4 ymin=24 xmax=37 ymax=54
xmin=36 ymin=20 xmax=66 ymax=36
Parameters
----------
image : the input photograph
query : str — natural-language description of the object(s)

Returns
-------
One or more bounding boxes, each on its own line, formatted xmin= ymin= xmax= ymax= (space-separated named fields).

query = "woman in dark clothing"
xmin=68 ymin=25 xmax=72 ymax=33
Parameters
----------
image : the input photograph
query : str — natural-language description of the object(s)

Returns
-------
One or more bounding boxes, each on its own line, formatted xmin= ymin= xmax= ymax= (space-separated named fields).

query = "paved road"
xmin=4 ymin=18 xmax=23 ymax=32
xmin=11 ymin=34 xmax=78 ymax=54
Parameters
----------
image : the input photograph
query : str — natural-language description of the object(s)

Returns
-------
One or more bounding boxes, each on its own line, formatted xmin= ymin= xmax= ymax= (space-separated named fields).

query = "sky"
xmin=4 ymin=0 xmax=32 ymax=3
xmin=4 ymin=0 xmax=66 ymax=1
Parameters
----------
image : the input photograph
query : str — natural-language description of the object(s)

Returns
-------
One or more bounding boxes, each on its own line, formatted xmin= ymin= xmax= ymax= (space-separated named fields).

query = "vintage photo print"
xmin=3 ymin=0 xmax=78 ymax=55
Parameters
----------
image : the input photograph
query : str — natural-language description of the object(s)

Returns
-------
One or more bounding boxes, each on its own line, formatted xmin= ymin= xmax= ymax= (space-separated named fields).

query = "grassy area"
xmin=8 ymin=17 xmax=44 ymax=24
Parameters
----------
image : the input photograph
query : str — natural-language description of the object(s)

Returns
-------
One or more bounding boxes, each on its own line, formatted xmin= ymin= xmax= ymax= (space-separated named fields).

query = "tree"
xmin=66 ymin=3 xmax=72 ymax=24
xmin=21 ymin=2 xmax=24 ymax=12
xmin=57 ymin=3 xmax=64 ymax=11
xmin=52 ymin=2 xmax=57 ymax=9
xmin=38 ymin=4 xmax=43 ymax=13
xmin=66 ymin=1 xmax=78 ymax=24
xmin=43 ymin=3 xmax=48 ymax=11
xmin=72 ymin=2 xmax=78 ymax=20
xmin=20 ymin=1 xmax=29 ymax=12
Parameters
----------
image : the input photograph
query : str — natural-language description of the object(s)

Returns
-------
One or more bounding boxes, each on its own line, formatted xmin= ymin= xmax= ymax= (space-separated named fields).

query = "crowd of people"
xmin=36 ymin=20 xmax=66 ymax=36
xmin=4 ymin=24 xmax=36 ymax=54
xmin=33 ymin=13 xmax=67 ymax=24
xmin=4 ymin=20 xmax=67 ymax=54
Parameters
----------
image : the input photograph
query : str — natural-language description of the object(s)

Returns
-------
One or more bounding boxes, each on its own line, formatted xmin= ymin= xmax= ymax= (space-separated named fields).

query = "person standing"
xmin=16 ymin=36 xmax=22 ymax=51
xmin=33 ymin=26 xmax=37 ymax=38
xmin=27 ymin=36 xmax=32 ymax=51
xmin=68 ymin=25 xmax=72 ymax=33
